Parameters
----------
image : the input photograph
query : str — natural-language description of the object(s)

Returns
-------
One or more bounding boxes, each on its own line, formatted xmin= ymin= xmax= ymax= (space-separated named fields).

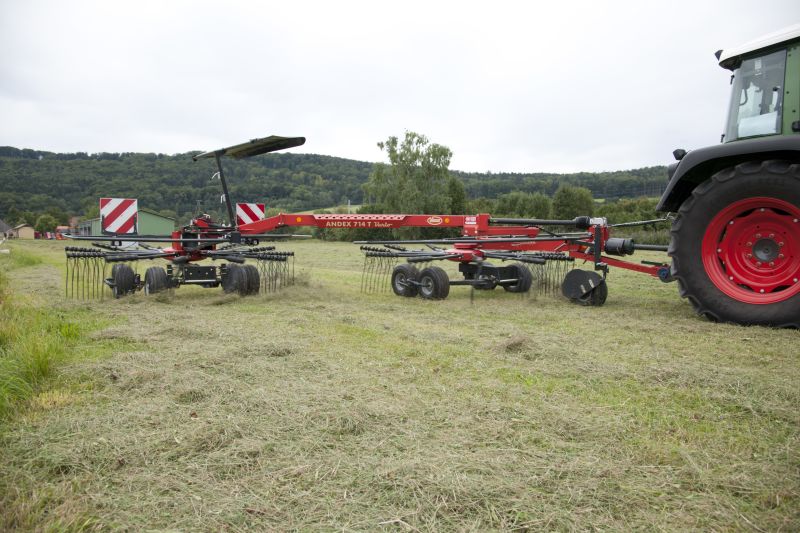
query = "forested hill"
xmin=455 ymin=166 xmax=667 ymax=201
xmin=0 ymin=146 xmax=667 ymax=223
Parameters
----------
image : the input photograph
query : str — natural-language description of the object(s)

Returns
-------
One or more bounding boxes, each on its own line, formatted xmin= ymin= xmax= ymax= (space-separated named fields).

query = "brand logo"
xmin=427 ymin=216 xmax=443 ymax=225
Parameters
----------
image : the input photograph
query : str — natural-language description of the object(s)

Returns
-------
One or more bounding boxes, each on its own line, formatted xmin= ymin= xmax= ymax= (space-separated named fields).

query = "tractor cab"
xmin=718 ymin=24 xmax=800 ymax=143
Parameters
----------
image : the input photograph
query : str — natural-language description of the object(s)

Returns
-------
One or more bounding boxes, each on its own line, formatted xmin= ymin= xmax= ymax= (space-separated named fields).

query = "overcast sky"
xmin=1 ymin=0 xmax=797 ymax=173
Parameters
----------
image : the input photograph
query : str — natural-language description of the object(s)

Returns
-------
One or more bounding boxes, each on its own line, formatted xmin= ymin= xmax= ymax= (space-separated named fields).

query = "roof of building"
xmin=0 ymin=219 xmax=11 ymax=233
xmin=13 ymin=223 xmax=33 ymax=230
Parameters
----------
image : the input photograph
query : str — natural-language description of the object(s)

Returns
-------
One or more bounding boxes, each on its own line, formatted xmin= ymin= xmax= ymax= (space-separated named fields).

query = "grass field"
xmin=1 ymin=239 xmax=798 ymax=531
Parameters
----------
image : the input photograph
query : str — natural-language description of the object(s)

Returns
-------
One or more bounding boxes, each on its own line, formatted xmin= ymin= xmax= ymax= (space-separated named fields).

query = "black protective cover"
xmin=192 ymin=135 xmax=306 ymax=161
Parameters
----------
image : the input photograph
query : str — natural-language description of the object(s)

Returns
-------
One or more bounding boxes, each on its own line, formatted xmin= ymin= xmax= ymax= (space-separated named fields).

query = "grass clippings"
xmin=0 ymin=239 xmax=798 ymax=531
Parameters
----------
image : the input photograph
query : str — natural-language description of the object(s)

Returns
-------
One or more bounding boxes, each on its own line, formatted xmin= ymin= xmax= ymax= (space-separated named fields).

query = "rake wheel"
xmin=418 ymin=266 xmax=450 ymax=300
xmin=503 ymin=262 xmax=533 ymax=293
xmin=391 ymin=264 xmax=420 ymax=297
xmin=243 ymin=264 xmax=260 ymax=295
xmin=144 ymin=266 xmax=168 ymax=295
xmin=111 ymin=264 xmax=135 ymax=299
xmin=222 ymin=264 xmax=248 ymax=295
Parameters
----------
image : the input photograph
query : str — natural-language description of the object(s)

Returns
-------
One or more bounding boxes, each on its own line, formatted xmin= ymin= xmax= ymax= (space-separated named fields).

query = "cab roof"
xmin=717 ymin=24 xmax=800 ymax=70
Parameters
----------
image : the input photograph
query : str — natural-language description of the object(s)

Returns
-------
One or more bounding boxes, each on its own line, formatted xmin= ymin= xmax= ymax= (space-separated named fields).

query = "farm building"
xmin=9 ymin=224 xmax=35 ymax=239
xmin=0 ymin=218 xmax=11 ymax=237
xmin=77 ymin=209 xmax=175 ymax=236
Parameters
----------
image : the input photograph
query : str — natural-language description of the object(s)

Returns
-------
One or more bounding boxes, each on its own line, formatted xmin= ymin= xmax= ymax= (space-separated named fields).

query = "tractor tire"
xmin=503 ymin=263 xmax=533 ymax=293
xmin=418 ymin=266 xmax=450 ymax=300
xmin=670 ymin=160 xmax=800 ymax=327
xmin=111 ymin=264 xmax=135 ymax=298
xmin=391 ymin=263 xmax=419 ymax=297
xmin=143 ymin=266 xmax=169 ymax=295
xmin=222 ymin=264 xmax=248 ymax=296
xmin=243 ymin=264 xmax=260 ymax=295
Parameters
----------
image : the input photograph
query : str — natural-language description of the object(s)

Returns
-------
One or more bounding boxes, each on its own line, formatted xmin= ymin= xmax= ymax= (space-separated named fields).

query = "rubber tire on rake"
xmin=503 ymin=262 xmax=533 ymax=293
xmin=391 ymin=264 xmax=420 ymax=297
xmin=670 ymin=160 xmax=800 ymax=327
xmin=111 ymin=264 xmax=135 ymax=299
xmin=144 ymin=266 xmax=169 ymax=295
xmin=418 ymin=266 xmax=450 ymax=300
xmin=243 ymin=264 xmax=260 ymax=295
xmin=222 ymin=264 xmax=250 ymax=296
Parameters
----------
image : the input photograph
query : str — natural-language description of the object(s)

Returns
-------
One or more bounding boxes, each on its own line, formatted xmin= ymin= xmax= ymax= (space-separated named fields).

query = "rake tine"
xmin=65 ymin=256 xmax=72 ymax=298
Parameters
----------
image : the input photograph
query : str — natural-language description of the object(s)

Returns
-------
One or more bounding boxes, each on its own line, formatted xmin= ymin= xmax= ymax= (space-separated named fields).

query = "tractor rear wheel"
xmin=503 ymin=263 xmax=533 ymax=293
xmin=111 ymin=264 xmax=135 ymax=298
xmin=391 ymin=264 xmax=419 ymax=297
xmin=418 ymin=266 xmax=450 ymax=300
xmin=670 ymin=160 xmax=800 ymax=327
xmin=144 ymin=266 xmax=168 ymax=295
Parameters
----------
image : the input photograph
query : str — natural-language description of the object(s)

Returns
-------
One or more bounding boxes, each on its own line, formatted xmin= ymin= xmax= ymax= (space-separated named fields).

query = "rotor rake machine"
xmin=64 ymin=135 xmax=308 ymax=299
xmin=234 ymin=210 xmax=673 ymax=306
xmin=352 ymin=214 xmax=671 ymax=305
xmin=64 ymin=239 xmax=296 ymax=299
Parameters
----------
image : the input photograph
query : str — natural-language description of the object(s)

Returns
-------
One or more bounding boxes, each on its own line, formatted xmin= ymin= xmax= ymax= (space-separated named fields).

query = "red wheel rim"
xmin=702 ymin=197 xmax=800 ymax=304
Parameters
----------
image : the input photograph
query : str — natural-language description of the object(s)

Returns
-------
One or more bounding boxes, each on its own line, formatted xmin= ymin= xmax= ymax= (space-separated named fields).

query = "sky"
xmin=1 ymin=0 xmax=797 ymax=173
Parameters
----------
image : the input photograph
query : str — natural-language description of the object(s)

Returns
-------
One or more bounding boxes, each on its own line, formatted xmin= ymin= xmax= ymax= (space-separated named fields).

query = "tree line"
xmin=0 ymin=141 xmax=668 ymax=236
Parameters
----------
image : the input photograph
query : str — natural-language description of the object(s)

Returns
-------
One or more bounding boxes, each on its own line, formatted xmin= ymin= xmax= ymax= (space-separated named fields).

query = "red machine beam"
xmin=570 ymin=251 xmax=664 ymax=277
xmin=238 ymin=212 xmax=666 ymax=278
xmin=239 ymin=212 xmax=544 ymax=238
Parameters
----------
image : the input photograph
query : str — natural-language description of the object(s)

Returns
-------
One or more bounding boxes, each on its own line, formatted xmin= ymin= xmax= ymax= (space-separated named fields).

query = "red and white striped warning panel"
xmin=100 ymin=198 xmax=138 ymax=234
xmin=236 ymin=203 xmax=266 ymax=226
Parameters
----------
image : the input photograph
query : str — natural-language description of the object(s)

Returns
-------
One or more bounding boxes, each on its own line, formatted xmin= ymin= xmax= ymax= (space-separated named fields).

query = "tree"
xmin=363 ymin=131 xmax=465 ymax=237
xmin=528 ymin=192 xmax=552 ymax=219
xmin=447 ymin=175 xmax=467 ymax=214
xmin=364 ymin=131 xmax=458 ymax=214
xmin=552 ymin=185 xmax=594 ymax=219
xmin=34 ymin=214 xmax=58 ymax=233
xmin=496 ymin=191 xmax=552 ymax=218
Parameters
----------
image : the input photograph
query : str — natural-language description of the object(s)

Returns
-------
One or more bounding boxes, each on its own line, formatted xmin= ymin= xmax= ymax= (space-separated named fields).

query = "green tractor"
xmin=658 ymin=25 xmax=800 ymax=327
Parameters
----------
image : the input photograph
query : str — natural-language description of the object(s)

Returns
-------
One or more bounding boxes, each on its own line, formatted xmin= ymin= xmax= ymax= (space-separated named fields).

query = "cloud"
xmin=1 ymin=0 xmax=796 ymax=172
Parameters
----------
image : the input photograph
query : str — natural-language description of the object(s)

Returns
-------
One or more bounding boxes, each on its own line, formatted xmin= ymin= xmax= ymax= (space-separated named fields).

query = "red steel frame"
xmin=236 ymin=212 xmax=666 ymax=278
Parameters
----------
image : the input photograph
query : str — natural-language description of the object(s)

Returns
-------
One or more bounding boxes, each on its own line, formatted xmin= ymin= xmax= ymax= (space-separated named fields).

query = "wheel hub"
xmin=702 ymin=197 xmax=800 ymax=305
xmin=752 ymin=238 xmax=779 ymax=262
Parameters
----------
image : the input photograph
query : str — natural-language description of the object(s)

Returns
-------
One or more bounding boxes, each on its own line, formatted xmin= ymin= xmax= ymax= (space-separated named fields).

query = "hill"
xmin=0 ymin=146 xmax=667 ymax=224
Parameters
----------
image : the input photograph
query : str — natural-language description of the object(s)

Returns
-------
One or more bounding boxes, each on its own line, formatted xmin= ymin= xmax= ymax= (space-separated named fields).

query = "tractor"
xmin=658 ymin=25 xmax=800 ymax=327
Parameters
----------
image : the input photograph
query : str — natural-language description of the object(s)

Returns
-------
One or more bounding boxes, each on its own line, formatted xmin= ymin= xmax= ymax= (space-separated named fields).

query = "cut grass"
xmin=0 ymin=245 xmax=134 ymax=420
xmin=0 ymin=239 xmax=798 ymax=531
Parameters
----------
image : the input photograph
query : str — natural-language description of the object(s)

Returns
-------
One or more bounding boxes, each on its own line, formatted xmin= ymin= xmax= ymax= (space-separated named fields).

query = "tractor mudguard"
xmin=657 ymin=136 xmax=800 ymax=212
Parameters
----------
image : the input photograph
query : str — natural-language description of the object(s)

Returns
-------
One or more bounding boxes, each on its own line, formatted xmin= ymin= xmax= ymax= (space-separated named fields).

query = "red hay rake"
xmin=64 ymin=135 xmax=671 ymax=306
xmin=63 ymin=133 xmax=799 ymax=327
xmin=64 ymin=136 xmax=306 ymax=299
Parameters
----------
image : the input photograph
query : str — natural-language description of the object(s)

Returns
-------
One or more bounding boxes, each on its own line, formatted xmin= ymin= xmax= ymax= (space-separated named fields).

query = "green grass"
xmin=0 ymin=243 xmax=133 ymax=420
xmin=0 ymin=239 xmax=798 ymax=531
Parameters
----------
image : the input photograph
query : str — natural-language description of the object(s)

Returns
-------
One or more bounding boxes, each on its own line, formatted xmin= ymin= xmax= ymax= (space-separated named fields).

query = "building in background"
xmin=77 ymin=209 xmax=175 ymax=236
xmin=9 ymin=224 xmax=35 ymax=239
